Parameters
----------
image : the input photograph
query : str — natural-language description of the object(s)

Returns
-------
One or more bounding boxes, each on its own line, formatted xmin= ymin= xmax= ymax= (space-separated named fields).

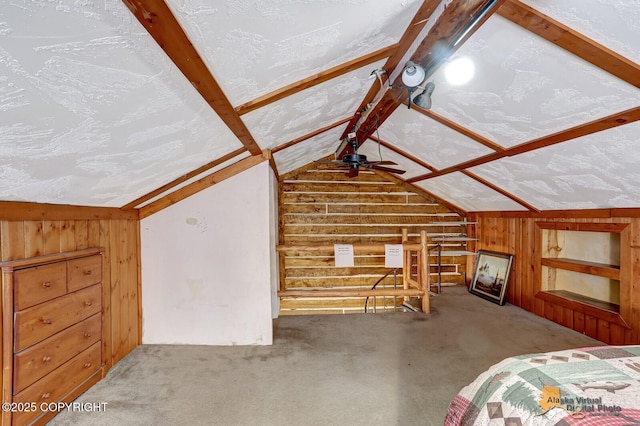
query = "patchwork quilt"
xmin=444 ymin=346 xmax=640 ymax=425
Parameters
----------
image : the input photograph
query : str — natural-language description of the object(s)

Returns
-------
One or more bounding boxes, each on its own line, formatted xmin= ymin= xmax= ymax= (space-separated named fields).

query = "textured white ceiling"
xmin=415 ymin=172 xmax=528 ymax=212
xmin=521 ymin=0 xmax=640 ymax=65
xmin=165 ymin=0 xmax=423 ymax=106
xmin=469 ymin=121 xmax=640 ymax=210
xmin=427 ymin=15 xmax=639 ymax=148
xmin=1 ymin=0 xmax=639 ymax=214
xmin=273 ymin=126 xmax=346 ymax=176
xmin=374 ymin=106 xmax=495 ymax=169
xmin=242 ymin=58 xmax=388 ymax=150
xmin=357 ymin=141 xmax=432 ymax=180
xmin=0 ymin=0 xmax=244 ymax=207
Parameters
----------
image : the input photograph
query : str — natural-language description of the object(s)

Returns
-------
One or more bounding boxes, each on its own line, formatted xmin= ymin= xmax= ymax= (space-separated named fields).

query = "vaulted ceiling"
xmin=1 ymin=0 xmax=639 ymax=214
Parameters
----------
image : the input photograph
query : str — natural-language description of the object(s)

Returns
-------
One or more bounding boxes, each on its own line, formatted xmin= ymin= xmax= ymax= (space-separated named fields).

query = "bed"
xmin=444 ymin=345 xmax=640 ymax=425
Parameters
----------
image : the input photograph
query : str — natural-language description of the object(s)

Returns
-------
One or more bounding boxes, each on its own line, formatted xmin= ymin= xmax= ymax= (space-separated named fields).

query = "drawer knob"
xmin=42 ymin=355 xmax=52 ymax=362
xmin=84 ymin=362 xmax=92 ymax=368
xmin=84 ymin=301 xmax=93 ymax=307
xmin=84 ymin=332 xmax=92 ymax=338
xmin=42 ymin=281 xmax=51 ymax=288
xmin=83 ymin=270 xmax=92 ymax=276
xmin=40 ymin=318 xmax=52 ymax=325
xmin=42 ymin=392 xmax=51 ymax=399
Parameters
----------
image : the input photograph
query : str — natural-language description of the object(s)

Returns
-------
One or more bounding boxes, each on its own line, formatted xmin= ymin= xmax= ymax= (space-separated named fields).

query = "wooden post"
xmin=402 ymin=229 xmax=409 ymax=302
xmin=420 ymin=230 xmax=430 ymax=313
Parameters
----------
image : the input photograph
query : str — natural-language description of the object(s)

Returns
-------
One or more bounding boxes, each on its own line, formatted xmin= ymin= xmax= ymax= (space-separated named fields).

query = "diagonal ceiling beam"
xmin=370 ymin=135 xmax=535 ymax=211
xmin=339 ymin=0 xmax=507 ymax=159
xmin=415 ymin=109 xmax=506 ymax=152
xmin=121 ymin=147 xmax=247 ymax=210
xmin=499 ymin=0 xmax=640 ymax=88
xmin=407 ymin=106 xmax=640 ymax=182
xmin=272 ymin=117 xmax=353 ymax=154
xmin=122 ymin=0 xmax=262 ymax=155
xmin=369 ymin=135 xmax=437 ymax=172
xmin=339 ymin=0 xmax=444 ymax=144
xmin=139 ymin=153 xmax=268 ymax=219
xmin=461 ymin=170 xmax=538 ymax=212
xmin=235 ymin=46 xmax=397 ymax=116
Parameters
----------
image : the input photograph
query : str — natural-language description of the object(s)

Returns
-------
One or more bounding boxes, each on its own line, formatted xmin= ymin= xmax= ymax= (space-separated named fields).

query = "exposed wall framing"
xmin=279 ymin=166 xmax=470 ymax=315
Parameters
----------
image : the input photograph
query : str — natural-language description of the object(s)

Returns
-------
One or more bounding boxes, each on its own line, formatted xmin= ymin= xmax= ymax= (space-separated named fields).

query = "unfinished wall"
xmin=140 ymin=162 xmax=276 ymax=345
xmin=279 ymin=166 xmax=470 ymax=315
xmin=0 ymin=203 xmax=141 ymax=372
xmin=469 ymin=213 xmax=640 ymax=345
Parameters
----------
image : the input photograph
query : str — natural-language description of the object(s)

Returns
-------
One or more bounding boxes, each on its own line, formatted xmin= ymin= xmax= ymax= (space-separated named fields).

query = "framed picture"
xmin=469 ymin=250 xmax=514 ymax=305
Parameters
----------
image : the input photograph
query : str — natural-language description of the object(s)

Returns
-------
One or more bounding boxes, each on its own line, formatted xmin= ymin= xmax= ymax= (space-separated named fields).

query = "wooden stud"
xmin=420 ymin=230 xmax=430 ymax=313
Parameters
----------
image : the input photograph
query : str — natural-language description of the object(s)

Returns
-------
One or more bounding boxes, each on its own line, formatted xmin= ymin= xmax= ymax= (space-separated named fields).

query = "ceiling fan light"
xmin=401 ymin=61 xmax=426 ymax=88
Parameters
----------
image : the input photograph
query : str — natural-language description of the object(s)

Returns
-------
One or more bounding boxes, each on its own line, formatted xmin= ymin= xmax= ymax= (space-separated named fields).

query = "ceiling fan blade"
xmin=367 ymin=160 xmax=397 ymax=166
xmin=315 ymin=160 xmax=346 ymax=165
xmin=371 ymin=165 xmax=406 ymax=175
xmin=347 ymin=167 xmax=359 ymax=178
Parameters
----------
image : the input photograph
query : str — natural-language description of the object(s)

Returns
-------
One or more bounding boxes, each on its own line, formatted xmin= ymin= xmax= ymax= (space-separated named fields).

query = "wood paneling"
xmin=474 ymin=215 xmax=640 ymax=345
xmin=0 ymin=203 xmax=140 ymax=390
xmin=279 ymin=167 xmax=470 ymax=315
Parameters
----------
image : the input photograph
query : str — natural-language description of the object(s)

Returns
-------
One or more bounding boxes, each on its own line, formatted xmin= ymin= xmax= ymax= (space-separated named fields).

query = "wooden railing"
xmin=277 ymin=230 xmax=431 ymax=313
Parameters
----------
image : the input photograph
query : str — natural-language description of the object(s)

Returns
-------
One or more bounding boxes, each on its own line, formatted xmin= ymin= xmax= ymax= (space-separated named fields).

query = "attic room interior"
xmin=1 ymin=0 xmax=639 ymax=424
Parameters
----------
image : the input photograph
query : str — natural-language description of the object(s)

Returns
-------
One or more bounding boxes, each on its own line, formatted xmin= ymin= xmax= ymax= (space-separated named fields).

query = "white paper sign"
xmin=334 ymin=244 xmax=354 ymax=267
xmin=385 ymin=244 xmax=403 ymax=268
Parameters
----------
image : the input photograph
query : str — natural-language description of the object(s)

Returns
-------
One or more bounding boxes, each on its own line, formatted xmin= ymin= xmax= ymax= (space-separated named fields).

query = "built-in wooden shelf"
xmin=537 ymin=290 xmax=629 ymax=329
xmin=541 ymin=257 xmax=620 ymax=280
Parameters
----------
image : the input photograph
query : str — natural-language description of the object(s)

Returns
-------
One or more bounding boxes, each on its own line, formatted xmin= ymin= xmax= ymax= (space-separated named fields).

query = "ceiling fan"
xmin=316 ymin=137 xmax=406 ymax=178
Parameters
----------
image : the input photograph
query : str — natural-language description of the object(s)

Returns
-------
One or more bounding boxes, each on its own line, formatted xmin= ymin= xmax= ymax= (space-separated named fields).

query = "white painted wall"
xmin=140 ymin=161 xmax=277 ymax=345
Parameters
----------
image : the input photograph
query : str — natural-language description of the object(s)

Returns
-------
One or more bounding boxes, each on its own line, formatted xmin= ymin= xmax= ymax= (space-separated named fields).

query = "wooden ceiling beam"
xmin=461 ymin=170 xmax=538 ymax=212
xmin=407 ymin=106 xmax=640 ymax=182
xmin=369 ymin=135 xmax=534 ymax=212
xmin=415 ymin=109 xmax=506 ymax=153
xmin=235 ymin=46 xmax=397 ymax=116
xmin=122 ymin=147 xmax=247 ymax=210
xmin=340 ymin=0 xmax=507 ymax=158
xmin=499 ymin=0 xmax=640 ymax=88
xmin=368 ymin=135 xmax=437 ymax=172
xmin=271 ymin=116 xmax=353 ymax=154
xmin=122 ymin=0 xmax=262 ymax=155
xmin=339 ymin=0 xmax=444 ymax=143
xmin=139 ymin=153 xmax=268 ymax=219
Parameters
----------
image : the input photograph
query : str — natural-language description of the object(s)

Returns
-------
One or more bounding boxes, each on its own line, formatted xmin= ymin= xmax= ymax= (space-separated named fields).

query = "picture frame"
xmin=469 ymin=250 xmax=514 ymax=305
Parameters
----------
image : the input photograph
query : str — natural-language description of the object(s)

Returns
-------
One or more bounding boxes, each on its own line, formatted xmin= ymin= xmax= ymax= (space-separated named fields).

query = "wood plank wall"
xmin=0 ymin=202 xmax=141 ymax=375
xmin=468 ymin=213 xmax=640 ymax=345
xmin=280 ymin=167 xmax=469 ymax=315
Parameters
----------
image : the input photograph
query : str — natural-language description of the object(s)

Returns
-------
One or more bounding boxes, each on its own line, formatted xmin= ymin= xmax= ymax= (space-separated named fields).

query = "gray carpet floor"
xmin=49 ymin=286 xmax=601 ymax=426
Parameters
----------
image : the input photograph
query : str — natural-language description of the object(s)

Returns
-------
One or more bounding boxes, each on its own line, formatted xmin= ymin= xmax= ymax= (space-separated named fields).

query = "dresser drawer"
xmin=68 ymin=255 xmax=102 ymax=292
xmin=14 ymin=284 xmax=101 ymax=352
xmin=14 ymin=262 xmax=67 ymax=311
xmin=13 ymin=313 xmax=101 ymax=394
xmin=12 ymin=341 xmax=102 ymax=425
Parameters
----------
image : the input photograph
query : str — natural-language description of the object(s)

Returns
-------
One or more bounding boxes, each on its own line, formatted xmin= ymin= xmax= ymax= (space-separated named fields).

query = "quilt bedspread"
xmin=444 ymin=345 xmax=640 ymax=425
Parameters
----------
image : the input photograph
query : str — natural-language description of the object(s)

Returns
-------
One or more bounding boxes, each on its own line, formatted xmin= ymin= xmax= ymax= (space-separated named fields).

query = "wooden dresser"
xmin=1 ymin=248 xmax=104 ymax=426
